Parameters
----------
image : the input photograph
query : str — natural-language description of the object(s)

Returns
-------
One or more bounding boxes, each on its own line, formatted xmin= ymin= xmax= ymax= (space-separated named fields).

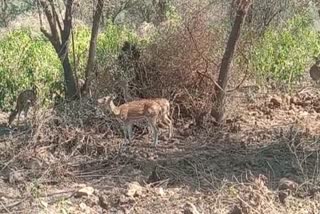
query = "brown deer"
xmin=310 ymin=57 xmax=320 ymax=83
xmin=8 ymin=87 xmax=37 ymax=127
xmin=118 ymin=80 xmax=173 ymax=138
xmin=97 ymin=95 xmax=172 ymax=146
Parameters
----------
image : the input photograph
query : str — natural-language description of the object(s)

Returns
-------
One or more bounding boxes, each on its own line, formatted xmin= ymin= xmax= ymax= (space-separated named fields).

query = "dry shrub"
xmin=228 ymin=174 xmax=320 ymax=214
xmin=130 ymin=14 xmax=225 ymax=123
xmin=0 ymin=99 xmax=124 ymax=181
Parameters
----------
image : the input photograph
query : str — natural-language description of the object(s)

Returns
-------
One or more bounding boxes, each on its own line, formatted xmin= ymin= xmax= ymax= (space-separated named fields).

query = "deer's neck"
xmin=109 ymin=100 xmax=121 ymax=116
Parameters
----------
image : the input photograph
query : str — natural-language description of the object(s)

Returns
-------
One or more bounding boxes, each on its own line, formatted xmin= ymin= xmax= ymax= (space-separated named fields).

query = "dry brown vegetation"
xmin=2 ymin=0 xmax=320 ymax=213
xmin=1 ymin=83 xmax=320 ymax=213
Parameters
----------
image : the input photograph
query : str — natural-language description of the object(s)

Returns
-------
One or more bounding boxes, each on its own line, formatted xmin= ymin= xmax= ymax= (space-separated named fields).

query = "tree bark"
xmin=211 ymin=0 xmax=252 ymax=123
xmin=39 ymin=0 xmax=78 ymax=99
xmin=62 ymin=53 xmax=77 ymax=98
xmin=83 ymin=0 xmax=104 ymax=95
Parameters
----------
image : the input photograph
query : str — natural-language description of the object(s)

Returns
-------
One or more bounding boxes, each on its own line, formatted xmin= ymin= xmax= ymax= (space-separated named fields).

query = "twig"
xmin=0 ymin=198 xmax=28 ymax=213
xmin=0 ymin=201 xmax=11 ymax=214
xmin=237 ymin=195 xmax=261 ymax=214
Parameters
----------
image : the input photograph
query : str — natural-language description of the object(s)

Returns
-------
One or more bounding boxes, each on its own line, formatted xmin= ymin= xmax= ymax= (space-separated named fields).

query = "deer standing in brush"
xmin=97 ymin=95 xmax=173 ymax=146
xmin=8 ymin=87 xmax=37 ymax=127
xmin=310 ymin=57 xmax=320 ymax=83
xmin=117 ymin=80 xmax=173 ymax=139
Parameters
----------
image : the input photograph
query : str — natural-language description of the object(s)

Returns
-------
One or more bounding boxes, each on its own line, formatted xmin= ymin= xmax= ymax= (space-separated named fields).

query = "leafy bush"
xmin=0 ymin=28 xmax=61 ymax=111
xmin=95 ymin=21 xmax=140 ymax=93
xmin=98 ymin=21 xmax=138 ymax=57
xmin=0 ymin=23 xmax=139 ymax=111
xmin=251 ymin=13 xmax=320 ymax=86
xmin=70 ymin=25 xmax=91 ymax=78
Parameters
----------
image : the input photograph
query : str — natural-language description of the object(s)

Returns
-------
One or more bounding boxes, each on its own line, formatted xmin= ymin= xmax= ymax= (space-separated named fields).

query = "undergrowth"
xmin=251 ymin=13 xmax=320 ymax=88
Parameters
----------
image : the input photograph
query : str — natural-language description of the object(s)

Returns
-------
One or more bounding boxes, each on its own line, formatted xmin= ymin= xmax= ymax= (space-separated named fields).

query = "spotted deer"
xmin=97 ymin=95 xmax=172 ymax=146
xmin=118 ymin=80 xmax=173 ymax=138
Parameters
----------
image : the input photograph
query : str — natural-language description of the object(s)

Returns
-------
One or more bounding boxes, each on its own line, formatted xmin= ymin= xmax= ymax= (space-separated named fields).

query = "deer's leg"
xmin=160 ymin=114 xmax=173 ymax=139
xmin=8 ymin=110 xmax=17 ymax=128
xmin=24 ymin=103 xmax=30 ymax=118
xmin=122 ymin=125 xmax=129 ymax=143
xmin=166 ymin=115 xmax=173 ymax=139
xmin=127 ymin=123 xmax=133 ymax=142
xmin=17 ymin=111 xmax=21 ymax=127
xmin=89 ymin=89 xmax=92 ymax=97
xmin=148 ymin=117 xmax=159 ymax=146
xmin=123 ymin=122 xmax=132 ymax=144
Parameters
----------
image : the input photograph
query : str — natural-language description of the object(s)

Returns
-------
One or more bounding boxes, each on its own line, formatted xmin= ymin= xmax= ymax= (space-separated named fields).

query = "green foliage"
xmin=70 ymin=26 xmax=91 ymax=78
xmin=98 ymin=20 xmax=139 ymax=58
xmin=96 ymin=21 xmax=139 ymax=80
xmin=165 ymin=3 xmax=181 ymax=22
xmin=0 ymin=23 xmax=139 ymax=111
xmin=251 ymin=13 xmax=320 ymax=86
xmin=0 ymin=28 xmax=61 ymax=111
xmin=0 ymin=0 xmax=35 ymax=27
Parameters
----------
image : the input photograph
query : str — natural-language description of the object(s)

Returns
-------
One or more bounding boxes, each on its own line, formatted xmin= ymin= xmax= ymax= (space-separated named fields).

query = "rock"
xmin=126 ymin=182 xmax=143 ymax=197
xmin=8 ymin=171 xmax=24 ymax=184
xmin=85 ymin=194 xmax=99 ymax=207
xmin=79 ymin=202 xmax=87 ymax=211
xmin=279 ymin=191 xmax=288 ymax=205
xmin=278 ymin=178 xmax=298 ymax=192
xmin=183 ymin=202 xmax=200 ymax=214
xmin=98 ymin=195 xmax=109 ymax=210
xmin=269 ymin=96 xmax=281 ymax=108
xmin=74 ymin=186 xmax=95 ymax=198
xmin=299 ymin=111 xmax=309 ymax=117
xmin=229 ymin=205 xmax=242 ymax=214
xmin=157 ymin=187 xmax=165 ymax=197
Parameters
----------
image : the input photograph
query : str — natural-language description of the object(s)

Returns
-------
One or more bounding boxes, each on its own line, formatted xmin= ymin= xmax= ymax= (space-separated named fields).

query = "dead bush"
xmin=0 ymin=99 xmax=125 ymax=181
xmin=128 ymin=14 xmax=225 ymax=124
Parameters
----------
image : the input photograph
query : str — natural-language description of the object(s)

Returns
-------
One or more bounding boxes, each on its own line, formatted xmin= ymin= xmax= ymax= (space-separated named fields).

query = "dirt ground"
xmin=1 ymin=84 xmax=320 ymax=214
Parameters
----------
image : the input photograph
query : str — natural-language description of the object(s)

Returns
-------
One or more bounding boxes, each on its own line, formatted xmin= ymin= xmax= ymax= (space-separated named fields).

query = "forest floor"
xmin=1 ymin=83 xmax=320 ymax=214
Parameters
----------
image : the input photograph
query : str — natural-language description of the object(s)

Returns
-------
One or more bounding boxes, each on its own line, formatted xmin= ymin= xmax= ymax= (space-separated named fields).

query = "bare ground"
xmin=1 ymin=85 xmax=320 ymax=213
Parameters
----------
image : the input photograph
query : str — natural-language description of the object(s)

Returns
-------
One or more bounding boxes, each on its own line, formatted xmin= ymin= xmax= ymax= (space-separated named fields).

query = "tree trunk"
xmin=39 ymin=0 xmax=78 ymax=99
xmin=83 ymin=0 xmax=104 ymax=95
xmin=211 ymin=0 xmax=252 ymax=123
xmin=62 ymin=54 xmax=77 ymax=98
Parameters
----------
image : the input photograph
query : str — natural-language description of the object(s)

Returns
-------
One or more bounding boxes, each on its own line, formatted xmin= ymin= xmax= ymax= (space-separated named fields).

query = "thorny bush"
xmin=109 ymin=14 xmax=226 ymax=125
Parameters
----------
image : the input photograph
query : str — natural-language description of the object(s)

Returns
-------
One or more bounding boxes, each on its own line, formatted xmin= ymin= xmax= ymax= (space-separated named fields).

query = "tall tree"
xmin=82 ymin=0 xmax=104 ymax=95
xmin=39 ymin=0 xmax=78 ymax=99
xmin=39 ymin=0 xmax=104 ymax=99
xmin=211 ymin=0 xmax=252 ymax=123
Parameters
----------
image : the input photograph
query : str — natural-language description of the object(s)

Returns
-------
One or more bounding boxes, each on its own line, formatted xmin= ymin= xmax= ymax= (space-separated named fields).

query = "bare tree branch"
xmin=39 ymin=0 xmax=61 ymax=47
xmin=1 ymin=0 xmax=8 ymax=12
xmin=36 ymin=0 xmax=43 ymax=27
xmin=49 ymin=0 xmax=63 ymax=37
xmin=111 ymin=0 xmax=133 ymax=23
xmin=83 ymin=0 xmax=104 ymax=94
xmin=61 ymin=0 xmax=73 ymax=50
xmin=39 ymin=0 xmax=78 ymax=99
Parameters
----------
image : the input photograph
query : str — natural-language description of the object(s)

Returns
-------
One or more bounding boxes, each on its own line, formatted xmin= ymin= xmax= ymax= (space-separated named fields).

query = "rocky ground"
xmin=1 ymin=85 xmax=320 ymax=213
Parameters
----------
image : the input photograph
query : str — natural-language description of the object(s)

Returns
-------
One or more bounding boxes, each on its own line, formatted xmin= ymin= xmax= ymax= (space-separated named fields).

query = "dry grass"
xmin=1 ymin=82 xmax=320 ymax=213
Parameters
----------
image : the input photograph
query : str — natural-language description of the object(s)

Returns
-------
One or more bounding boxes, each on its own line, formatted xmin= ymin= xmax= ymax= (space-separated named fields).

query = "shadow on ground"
xmin=74 ymin=125 xmax=320 ymax=192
